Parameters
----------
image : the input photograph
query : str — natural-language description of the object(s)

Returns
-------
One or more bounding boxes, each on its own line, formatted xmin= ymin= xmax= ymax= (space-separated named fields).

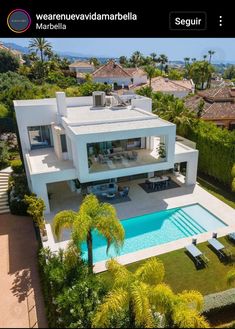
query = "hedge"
xmin=186 ymin=121 xmax=235 ymax=187
xmin=202 ymin=288 xmax=235 ymax=316
xmin=11 ymin=159 xmax=23 ymax=174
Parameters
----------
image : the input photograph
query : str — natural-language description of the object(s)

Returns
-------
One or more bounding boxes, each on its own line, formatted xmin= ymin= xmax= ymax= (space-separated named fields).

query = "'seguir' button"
xmin=169 ymin=12 xmax=207 ymax=30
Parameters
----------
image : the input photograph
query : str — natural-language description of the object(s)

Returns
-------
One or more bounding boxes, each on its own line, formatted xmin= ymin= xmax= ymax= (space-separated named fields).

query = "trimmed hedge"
xmin=203 ymin=288 xmax=235 ymax=315
xmin=186 ymin=121 xmax=235 ymax=187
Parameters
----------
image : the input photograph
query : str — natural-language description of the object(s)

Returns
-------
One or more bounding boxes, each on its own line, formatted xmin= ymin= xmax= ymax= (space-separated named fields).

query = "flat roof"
xmin=69 ymin=116 xmax=174 ymax=135
xmin=14 ymin=98 xmax=56 ymax=107
xmin=66 ymin=105 xmax=154 ymax=124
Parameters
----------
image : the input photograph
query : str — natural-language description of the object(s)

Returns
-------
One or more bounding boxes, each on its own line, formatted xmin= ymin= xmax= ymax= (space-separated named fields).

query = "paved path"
xmin=0 ymin=214 xmax=48 ymax=328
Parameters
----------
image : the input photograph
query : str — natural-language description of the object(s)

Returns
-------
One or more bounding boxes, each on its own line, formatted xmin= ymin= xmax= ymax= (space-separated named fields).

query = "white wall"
xmin=74 ymin=124 xmax=176 ymax=183
xmin=174 ymin=148 xmax=199 ymax=185
xmin=93 ymin=77 xmax=132 ymax=86
xmin=133 ymin=75 xmax=148 ymax=85
xmin=15 ymin=103 xmax=57 ymax=153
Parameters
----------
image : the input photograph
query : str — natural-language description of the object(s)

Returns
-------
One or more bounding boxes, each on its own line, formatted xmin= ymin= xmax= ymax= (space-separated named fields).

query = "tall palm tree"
xmin=184 ymin=57 xmax=190 ymax=67
xmin=158 ymin=54 xmax=168 ymax=73
xmin=208 ymin=50 xmax=215 ymax=64
xmin=92 ymin=259 xmax=209 ymax=328
xmin=29 ymin=38 xmax=52 ymax=62
xmin=203 ymin=54 xmax=208 ymax=61
xmin=53 ymin=194 xmax=125 ymax=273
xmin=191 ymin=58 xmax=197 ymax=63
xmin=144 ymin=65 xmax=156 ymax=87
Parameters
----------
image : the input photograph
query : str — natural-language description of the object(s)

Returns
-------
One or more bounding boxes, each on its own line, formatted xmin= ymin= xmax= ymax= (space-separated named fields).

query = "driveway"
xmin=0 ymin=214 xmax=48 ymax=328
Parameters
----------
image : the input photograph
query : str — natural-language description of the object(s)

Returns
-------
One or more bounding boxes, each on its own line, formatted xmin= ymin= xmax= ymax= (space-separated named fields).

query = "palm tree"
xmin=150 ymin=52 xmax=157 ymax=63
xmin=92 ymin=259 xmax=209 ymax=328
xmin=29 ymin=38 xmax=52 ymax=62
xmin=191 ymin=58 xmax=197 ymax=63
xmin=158 ymin=54 xmax=168 ymax=73
xmin=208 ymin=50 xmax=215 ymax=64
xmin=227 ymin=269 xmax=235 ymax=287
xmin=130 ymin=51 xmax=143 ymax=67
xmin=144 ymin=65 xmax=156 ymax=87
xmin=203 ymin=54 xmax=208 ymax=61
xmin=53 ymin=194 xmax=125 ymax=273
xmin=184 ymin=57 xmax=190 ymax=67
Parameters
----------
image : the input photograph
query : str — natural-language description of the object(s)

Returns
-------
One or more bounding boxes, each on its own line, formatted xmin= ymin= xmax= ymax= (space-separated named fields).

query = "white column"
xmin=31 ymin=177 xmax=50 ymax=214
xmin=185 ymin=150 xmax=199 ymax=185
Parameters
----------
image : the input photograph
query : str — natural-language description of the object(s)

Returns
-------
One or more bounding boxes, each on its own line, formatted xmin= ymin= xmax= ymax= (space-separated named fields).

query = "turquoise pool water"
xmin=81 ymin=203 xmax=227 ymax=263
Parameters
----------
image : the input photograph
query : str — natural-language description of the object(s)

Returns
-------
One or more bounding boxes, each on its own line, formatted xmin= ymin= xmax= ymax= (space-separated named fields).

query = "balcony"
xmin=88 ymin=137 xmax=167 ymax=173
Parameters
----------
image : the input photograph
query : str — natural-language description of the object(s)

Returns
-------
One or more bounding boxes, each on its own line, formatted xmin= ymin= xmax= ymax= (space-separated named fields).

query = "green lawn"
xmin=100 ymin=237 xmax=235 ymax=296
xmin=197 ymin=176 xmax=235 ymax=209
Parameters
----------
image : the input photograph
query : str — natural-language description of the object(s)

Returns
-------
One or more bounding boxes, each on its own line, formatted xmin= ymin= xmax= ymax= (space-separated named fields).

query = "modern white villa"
xmin=14 ymin=91 xmax=198 ymax=214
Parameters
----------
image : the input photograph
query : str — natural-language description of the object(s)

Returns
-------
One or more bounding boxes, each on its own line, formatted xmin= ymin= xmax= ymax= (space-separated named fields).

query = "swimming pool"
xmin=81 ymin=203 xmax=227 ymax=263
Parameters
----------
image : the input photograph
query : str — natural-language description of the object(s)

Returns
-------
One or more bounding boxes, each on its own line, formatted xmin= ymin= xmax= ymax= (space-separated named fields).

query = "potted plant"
xmin=157 ymin=142 xmax=166 ymax=159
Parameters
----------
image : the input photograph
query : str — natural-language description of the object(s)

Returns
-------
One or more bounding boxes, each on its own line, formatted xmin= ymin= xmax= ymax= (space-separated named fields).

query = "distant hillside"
xmin=2 ymin=42 xmax=29 ymax=54
xmin=1 ymin=41 xmax=111 ymax=63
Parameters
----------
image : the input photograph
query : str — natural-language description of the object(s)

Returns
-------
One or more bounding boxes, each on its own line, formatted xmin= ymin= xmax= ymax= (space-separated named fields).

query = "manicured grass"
xmin=100 ymin=237 xmax=235 ymax=296
xmin=197 ymin=176 xmax=235 ymax=210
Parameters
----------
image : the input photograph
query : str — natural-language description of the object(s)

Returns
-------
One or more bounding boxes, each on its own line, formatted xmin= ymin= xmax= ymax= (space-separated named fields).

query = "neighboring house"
xmin=135 ymin=77 xmax=195 ymax=98
xmin=0 ymin=42 xmax=24 ymax=64
xmin=69 ymin=61 xmax=95 ymax=82
xmin=92 ymin=60 xmax=147 ymax=87
xmin=14 ymin=91 xmax=198 ymax=213
xmin=185 ymin=87 xmax=235 ymax=130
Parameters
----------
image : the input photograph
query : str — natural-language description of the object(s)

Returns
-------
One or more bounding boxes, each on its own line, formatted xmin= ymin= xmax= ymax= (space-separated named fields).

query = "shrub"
xmin=0 ymin=103 xmax=8 ymax=118
xmin=203 ymin=288 xmax=235 ymax=316
xmin=24 ymin=194 xmax=46 ymax=229
xmin=38 ymin=246 xmax=106 ymax=328
xmin=0 ymin=141 xmax=9 ymax=169
xmin=11 ymin=159 xmax=23 ymax=174
xmin=8 ymin=173 xmax=29 ymax=216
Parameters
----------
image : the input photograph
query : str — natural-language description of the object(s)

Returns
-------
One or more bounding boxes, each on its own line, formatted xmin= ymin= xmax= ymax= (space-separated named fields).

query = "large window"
xmin=28 ymin=125 xmax=53 ymax=149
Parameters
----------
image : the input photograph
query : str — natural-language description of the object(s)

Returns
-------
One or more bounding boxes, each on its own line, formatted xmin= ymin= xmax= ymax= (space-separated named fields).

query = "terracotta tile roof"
xmin=185 ymin=87 xmax=235 ymax=120
xmin=69 ymin=61 xmax=94 ymax=68
xmin=142 ymin=77 xmax=194 ymax=92
xmin=92 ymin=60 xmax=131 ymax=78
xmin=125 ymin=68 xmax=146 ymax=77
xmin=197 ymin=87 xmax=235 ymax=100
xmin=203 ymin=102 xmax=235 ymax=120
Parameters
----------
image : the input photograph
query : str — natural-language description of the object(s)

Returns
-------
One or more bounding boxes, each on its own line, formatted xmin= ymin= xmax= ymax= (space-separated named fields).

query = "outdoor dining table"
xmin=148 ymin=176 xmax=169 ymax=189
xmin=149 ymin=176 xmax=169 ymax=183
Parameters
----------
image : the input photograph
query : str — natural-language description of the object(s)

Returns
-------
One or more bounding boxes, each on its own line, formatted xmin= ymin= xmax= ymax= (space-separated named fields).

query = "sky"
xmin=2 ymin=38 xmax=235 ymax=62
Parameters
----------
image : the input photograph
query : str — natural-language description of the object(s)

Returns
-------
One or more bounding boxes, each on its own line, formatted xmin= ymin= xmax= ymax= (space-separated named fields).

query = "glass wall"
xmin=87 ymin=137 xmax=167 ymax=173
xmin=28 ymin=125 xmax=53 ymax=149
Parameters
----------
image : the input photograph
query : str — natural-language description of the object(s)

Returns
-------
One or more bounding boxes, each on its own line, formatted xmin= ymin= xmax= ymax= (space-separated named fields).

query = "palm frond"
xmin=52 ymin=210 xmax=77 ymax=240
xmin=92 ymin=288 xmax=128 ymax=328
xmin=173 ymin=307 xmax=209 ymax=328
xmin=135 ymin=258 xmax=165 ymax=286
xmin=95 ymin=204 xmax=125 ymax=254
xmin=177 ymin=290 xmax=204 ymax=311
xmin=106 ymin=259 xmax=131 ymax=289
xmin=149 ymin=283 xmax=174 ymax=314
xmin=131 ymin=282 xmax=155 ymax=328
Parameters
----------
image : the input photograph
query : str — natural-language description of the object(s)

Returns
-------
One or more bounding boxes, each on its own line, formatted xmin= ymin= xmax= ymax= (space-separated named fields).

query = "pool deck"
xmin=43 ymin=176 xmax=235 ymax=273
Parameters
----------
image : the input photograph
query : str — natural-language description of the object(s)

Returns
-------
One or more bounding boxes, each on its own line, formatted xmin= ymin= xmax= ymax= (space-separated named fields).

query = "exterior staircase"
xmin=0 ymin=171 xmax=10 ymax=214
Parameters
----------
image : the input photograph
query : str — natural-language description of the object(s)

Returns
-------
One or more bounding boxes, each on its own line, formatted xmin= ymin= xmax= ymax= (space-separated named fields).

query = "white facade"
xmin=14 ymin=92 xmax=198 ymax=213
xmin=93 ymin=75 xmax=147 ymax=87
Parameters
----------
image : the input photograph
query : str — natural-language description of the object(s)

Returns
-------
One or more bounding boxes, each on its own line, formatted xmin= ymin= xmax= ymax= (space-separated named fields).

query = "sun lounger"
xmin=228 ymin=232 xmax=235 ymax=242
xmin=186 ymin=244 xmax=209 ymax=266
xmin=208 ymin=238 xmax=232 ymax=259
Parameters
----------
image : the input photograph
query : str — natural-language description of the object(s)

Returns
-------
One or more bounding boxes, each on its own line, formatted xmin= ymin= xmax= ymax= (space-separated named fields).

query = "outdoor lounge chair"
xmin=228 ymin=232 xmax=235 ymax=242
xmin=186 ymin=243 xmax=209 ymax=266
xmin=208 ymin=238 xmax=232 ymax=259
